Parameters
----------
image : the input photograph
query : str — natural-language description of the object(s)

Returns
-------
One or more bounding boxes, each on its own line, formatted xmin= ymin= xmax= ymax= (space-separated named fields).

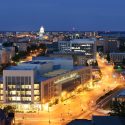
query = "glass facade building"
xmin=3 ymin=69 xmax=40 ymax=103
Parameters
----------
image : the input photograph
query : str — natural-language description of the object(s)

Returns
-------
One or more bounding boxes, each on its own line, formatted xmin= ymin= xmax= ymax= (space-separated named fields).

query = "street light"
xmin=48 ymin=105 xmax=51 ymax=125
xmin=60 ymin=113 xmax=65 ymax=123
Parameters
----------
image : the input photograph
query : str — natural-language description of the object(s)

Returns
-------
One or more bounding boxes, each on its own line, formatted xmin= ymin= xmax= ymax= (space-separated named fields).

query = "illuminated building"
xmin=3 ymin=67 xmax=38 ymax=103
xmin=112 ymin=90 xmax=125 ymax=102
xmin=84 ymin=32 xmax=99 ymax=37
xmin=0 ymin=78 xmax=3 ymax=102
xmin=41 ymin=66 xmax=92 ymax=103
xmin=3 ymin=61 xmax=53 ymax=104
xmin=2 ymin=59 xmax=92 ymax=110
xmin=39 ymin=26 xmax=45 ymax=40
xmin=2 ymin=61 xmax=53 ymax=111
xmin=58 ymin=38 xmax=96 ymax=56
xmin=58 ymin=38 xmax=96 ymax=65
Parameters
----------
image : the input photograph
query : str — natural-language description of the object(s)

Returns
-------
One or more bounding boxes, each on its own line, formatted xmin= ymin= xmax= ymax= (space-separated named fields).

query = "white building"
xmin=39 ymin=26 xmax=45 ymax=40
xmin=3 ymin=67 xmax=37 ymax=103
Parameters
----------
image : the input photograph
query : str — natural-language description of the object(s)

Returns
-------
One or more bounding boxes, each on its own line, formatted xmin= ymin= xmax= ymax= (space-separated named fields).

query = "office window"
xmin=28 ymin=77 xmax=31 ymax=84
xmin=17 ymin=77 xmax=20 ymax=84
xmin=25 ymin=77 xmax=28 ymax=84
xmin=8 ymin=77 xmax=11 ymax=84
xmin=21 ymin=77 xmax=24 ymax=84
xmin=12 ymin=77 xmax=15 ymax=84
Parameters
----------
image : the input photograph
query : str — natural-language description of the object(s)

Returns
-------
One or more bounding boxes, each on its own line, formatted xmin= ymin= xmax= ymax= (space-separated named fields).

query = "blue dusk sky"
xmin=0 ymin=0 xmax=125 ymax=31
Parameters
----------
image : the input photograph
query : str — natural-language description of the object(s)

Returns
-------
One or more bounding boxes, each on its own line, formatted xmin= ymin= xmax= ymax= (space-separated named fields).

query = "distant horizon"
xmin=1 ymin=30 xmax=125 ymax=32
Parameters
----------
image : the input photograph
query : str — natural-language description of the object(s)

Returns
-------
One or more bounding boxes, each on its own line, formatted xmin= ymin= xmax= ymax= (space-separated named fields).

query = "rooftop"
xmin=43 ymin=69 xmax=68 ymax=77
xmin=117 ymin=89 xmax=125 ymax=97
xmin=70 ymin=38 xmax=96 ymax=44
xmin=67 ymin=119 xmax=91 ymax=125
xmin=67 ymin=116 xmax=125 ymax=125
xmin=33 ymin=56 xmax=73 ymax=61
xmin=37 ymin=66 xmax=86 ymax=82
xmin=58 ymin=38 xmax=96 ymax=44
xmin=5 ymin=66 xmax=36 ymax=70
xmin=110 ymin=53 xmax=125 ymax=55
xmin=23 ymin=61 xmax=48 ymax=65
xmin=93 ymin=116 xmax=123 ymax=125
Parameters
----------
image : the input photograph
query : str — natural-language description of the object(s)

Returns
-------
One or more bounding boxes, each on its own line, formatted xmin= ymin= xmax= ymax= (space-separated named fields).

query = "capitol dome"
xmin=39 ymin=26 xmax=45 ymax=34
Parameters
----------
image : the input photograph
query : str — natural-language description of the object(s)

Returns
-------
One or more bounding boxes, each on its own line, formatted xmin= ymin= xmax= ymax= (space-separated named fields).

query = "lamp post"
xmin=60 ymin=113 xmax=64 ymax=124
xmin=48 ymin=105 xmax=51 ymax=125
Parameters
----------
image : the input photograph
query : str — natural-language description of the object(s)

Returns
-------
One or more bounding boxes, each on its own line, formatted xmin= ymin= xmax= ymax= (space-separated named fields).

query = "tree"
xmin=39 ymin=43 xmax=47 ymax=50
xmin=122 ymin=58 xmax=125 ymax=65
xmin=3 ymin=105 xmax=15 ymax=115
xmin=12 ymin=55 xmax=20 ymax=62
xmin=118 ymin=37 xmax=125 ymax=52
xmin=109 ymin=99 xmax=125 ymax=117
xmin=54 ymin=99 xmax=59 ymax=105
xmin=12 ymin=51 xmax=28 ymax=62
xmin=106 ymin=53 xmax=110 ymax=62
xmin=2 ymin=42 xmax=13 ymax=47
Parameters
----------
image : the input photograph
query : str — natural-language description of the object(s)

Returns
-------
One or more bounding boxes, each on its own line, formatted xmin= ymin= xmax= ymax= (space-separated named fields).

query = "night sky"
xmin=0 ymin=0 xmax=125 ymax=31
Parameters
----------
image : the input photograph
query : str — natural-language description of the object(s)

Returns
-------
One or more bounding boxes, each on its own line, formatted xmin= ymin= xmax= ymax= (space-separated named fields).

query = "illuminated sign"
xmin=54 ymin=73 xmax=79 ymax=84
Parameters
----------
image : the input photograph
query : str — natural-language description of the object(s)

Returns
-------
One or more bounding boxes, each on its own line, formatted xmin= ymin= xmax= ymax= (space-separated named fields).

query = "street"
xmin=15 ymin=54 xmax=125 ymax=125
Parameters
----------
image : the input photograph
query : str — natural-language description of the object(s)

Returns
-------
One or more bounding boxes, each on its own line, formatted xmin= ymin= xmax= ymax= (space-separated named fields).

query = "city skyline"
xmin=0 ymin=1 xmax=125 ymax=124
xmin=0 ymin=0 xmax=125 ymax=31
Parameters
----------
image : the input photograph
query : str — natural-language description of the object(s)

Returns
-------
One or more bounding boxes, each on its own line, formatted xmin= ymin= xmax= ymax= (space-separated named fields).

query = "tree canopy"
xmin=3 ymin=105 xmax=15 ymax=115
xmin=109 ymin=99 xmax=125 ymax=117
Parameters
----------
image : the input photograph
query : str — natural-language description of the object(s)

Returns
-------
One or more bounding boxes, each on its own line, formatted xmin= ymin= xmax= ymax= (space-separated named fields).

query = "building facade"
xmin=0 ymin=78 xmax=3 ymax=103
xmin=58 ymin=39 xmax=96 ymax=65
xmin=0 ymin=47 xmax=15 ymax=64
xmin=2 ymin=60 xmax=92 ymax=111
xmin=41 ymin=66 xmax=92 ymax=103
xmin=3 ymin=68 xmax=40 ymax=103
xmin=58 ymin=39 xmax=96 ymax=57
xmin=110 ymin=53 xmax=125 ymax=63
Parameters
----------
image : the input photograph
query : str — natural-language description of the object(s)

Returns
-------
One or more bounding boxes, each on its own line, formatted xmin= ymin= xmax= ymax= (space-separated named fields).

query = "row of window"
xmin=8 ymin=97 xmax=31 ymax=101
xmin=7 ymin=84 xmax=39 ymax=89
xmin=7 ymin=96 xmax=40 ymax=102
xmin=5 ymin=76 xmax=31 ymax=85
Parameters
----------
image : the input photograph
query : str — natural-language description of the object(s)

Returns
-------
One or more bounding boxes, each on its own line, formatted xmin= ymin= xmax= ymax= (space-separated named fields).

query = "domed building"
xmin=39 ymin=26 xmax=45 ymax=39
